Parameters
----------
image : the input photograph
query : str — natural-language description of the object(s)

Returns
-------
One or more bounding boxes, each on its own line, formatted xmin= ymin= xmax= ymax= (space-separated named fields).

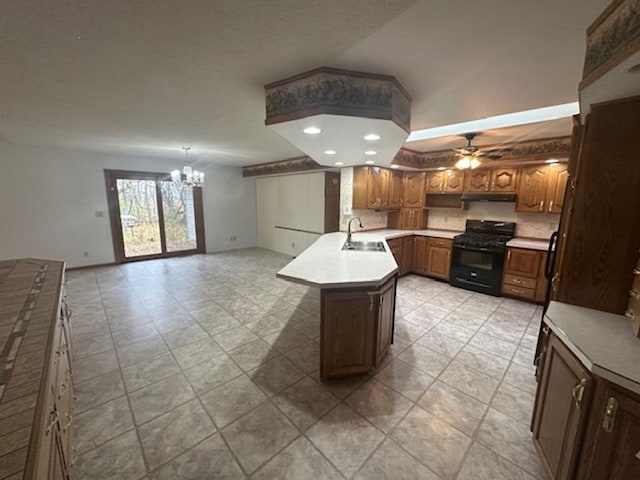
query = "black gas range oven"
xmin=450 ymin=220 xmax=516 ymax=296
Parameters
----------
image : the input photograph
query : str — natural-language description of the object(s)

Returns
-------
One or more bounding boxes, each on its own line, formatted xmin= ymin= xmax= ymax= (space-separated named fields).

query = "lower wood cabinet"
xmin=532 ymin=330 xmax=640 ymax=479
xmin=320 ymin=277 xmax=396 ymax=378
xmin=400 ymin=236 xmax=414 ymax=276
xmin=413 ymin=236 xmax=428 ymax=275
xmin=502 ymin=247 xmax=547 ymax=304
xmin=387 ymin=238 xmax=403 ymax=269
xmin=425 ymin=238 xmax=452 ymax=280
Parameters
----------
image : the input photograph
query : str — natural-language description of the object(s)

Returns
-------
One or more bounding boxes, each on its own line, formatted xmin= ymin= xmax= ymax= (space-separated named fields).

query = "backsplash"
xmin=339 ymin=167 xmax=389 ymax=232
xmin=427 ymin=202 xmax=559 ymax=239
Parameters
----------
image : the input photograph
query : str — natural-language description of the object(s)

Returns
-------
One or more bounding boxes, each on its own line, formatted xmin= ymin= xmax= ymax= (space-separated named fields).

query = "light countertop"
xmin=545 ymin=301 xmax=640 ymax=395
xmin=506 ymin=238 xmax=550 ymax=251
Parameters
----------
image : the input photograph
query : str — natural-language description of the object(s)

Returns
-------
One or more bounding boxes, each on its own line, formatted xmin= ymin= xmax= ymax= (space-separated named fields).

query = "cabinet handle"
xmin=539 ymin=200 xmax=544 ymax=212
xmin=572 ymin=378 xmax=586 ymax=409
xmin=601 ymin=397 xmax=618 ymax=433
xmin=507 ymin=250 xmax=511 ymax=260
xmin=570 ymin=177 xmax=577 ymax=190
xmin=512 ymin=278 xmax=522 ymax=284
xmin=548 ymin=201 xmax=554 ymax=213
xmin=630 ymin=290 xmax=640 ymax=300
xmin=511 ymin=287 xmax=525 ymax=295
xmin=633 ymin=268 xmax=640 ymax=275
xmin=45 ymin=410 xmax=59 ymax=435
xmin=64 ymin=413 xmax=73 ymax=432
xmin=551 ymin=272 xmax=560 ymax=293
xmin=369 ymin=297 xmax=374 ymax=311
xmin=71 ymin=447 xmax=79 ymax=467
xmin=58 ymin=382 xmax=68 ymax=399
xmin=625 ymin=309 xmax=636 ymax=320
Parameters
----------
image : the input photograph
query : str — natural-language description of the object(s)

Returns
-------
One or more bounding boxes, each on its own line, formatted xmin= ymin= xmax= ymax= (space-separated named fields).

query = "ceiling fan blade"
xmin=483 ymin=147 xmax=514 ymax=154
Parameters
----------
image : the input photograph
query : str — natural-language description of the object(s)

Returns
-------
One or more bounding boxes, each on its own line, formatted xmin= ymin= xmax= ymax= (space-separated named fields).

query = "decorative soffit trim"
xmin=393 ymin=136 xmax=573 ymax=170
xmin=264 ymin=67 xmax=412 ymax=133
xmin=242 ymin=156 xmax=324 ymax=177
xmin=582 ymin=0 xmax=640 ymax=87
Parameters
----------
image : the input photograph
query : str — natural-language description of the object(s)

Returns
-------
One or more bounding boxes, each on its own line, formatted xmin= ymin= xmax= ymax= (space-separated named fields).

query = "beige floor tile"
xmin=249 ymin=355 xmax=305 ymax=396
xmin=439 ymin=360 xmax=500 ymax=403
xmin=375 ymin=358 xmax=435 ymax=401
xmin=391 ymin=406 xmax=472 ymax=479
xmin=273 ymin=377 xmax=339 ymax=431
xmin=160 ymin=323 xmax=209 ymax=349
xmin=354 ymin=438 xmax=440 ymax=480
xmin=74 ymin=349 xmax=119 ymax=383
xmin=418 ymin=381 xmax=487 ymax=436
xmin=116 ymin=336 xmax=168 ymax=368
xmin=74 ymin=396 xmax=134 ymax=454
xmin=454 ymin=346 xmax=510 ymax=379
xmin=182 ymin=353 xmax=243 ymax=394
xmin=417 ymin=331 xmax=465 ymax=358
xmin=283 ymin=341 xmax=320 ymax=373
xmin=171 ymin=337 xmax=225 ymax=369
xmin=200 ymin=375 xmax=267 ymax=428
xmin=491 ymin=382 xmax=536 ymax=424
xmin=306 ymin=404 xmax=384 ymax=478
xmin=252 ymin=436 xmax=342 ymax=480
xmin=397 ymin=344 xmax=451 ymax=378
xmin=75 ymin=430 xmax=146 ymax=480
xmin=228 ymin=339 xmax=280 ymax=372
xmin=457 ymin=441 xmax=538 ymax=480
xmin=74 ymin=370 xmax=126 ymax=414
xmin=346 ymin=379 xmax=413 ymax=433
xmin=138 ymin=398 xmax=216 ymax=470
xmin=222 ymin=402 xmax=299 ymax=474
xmin=212 ymin=325 xmax=259 ymax=351
xmin=121 ymin=351 xmax=181 ymax=392
xmin=152 ymin=433 xmax=244 ymax=480
xmin=128 ymin=373 xmax=195 ymax=425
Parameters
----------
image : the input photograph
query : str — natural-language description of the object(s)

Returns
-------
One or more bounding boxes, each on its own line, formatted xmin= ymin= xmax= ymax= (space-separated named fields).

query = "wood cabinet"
xmin=320 ymin=277 xmax=396 ymax=378
xmin=425 ymin=238 xmax=452 ymax=280
xmin=388 ymin=170 xmax=403 ymax=209
xmin=400 ymin=236 xmax=414 ymax=276
xmin=532 ymin=334 xmax=593 ymax=480
xmin=387 ymin=238 xmax=403 ymax=269
xmin=533 ymin=329 xmax=640 ymax=480
xmin=503 ymin=247 xmax=547 ymax=303
xmin=516 ymin=164 xmax=569 ymax=213
xmin=403 ymin=172 xmax=426 ymax=207
xmin=413 ymin=236 xmax=428 ymax=275
xmin=465 ymin=168 xmax=518 ymax=193
xmin=388 ymin=208 xmax=425 ymax=230
xmin=426 ymin=171 xmax=465 ymax=194
xmin=353 ymin=166 xmax=395 ymax=210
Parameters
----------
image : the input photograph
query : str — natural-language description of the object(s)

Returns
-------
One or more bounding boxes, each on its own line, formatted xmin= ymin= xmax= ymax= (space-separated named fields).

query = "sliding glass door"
xmin=105 ymin=170 xmax=205 ymax=262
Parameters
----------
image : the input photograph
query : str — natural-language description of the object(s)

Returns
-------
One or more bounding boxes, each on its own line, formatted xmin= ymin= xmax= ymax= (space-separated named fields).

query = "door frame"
xmin=104 ymin=169 xmax=206 ymax=264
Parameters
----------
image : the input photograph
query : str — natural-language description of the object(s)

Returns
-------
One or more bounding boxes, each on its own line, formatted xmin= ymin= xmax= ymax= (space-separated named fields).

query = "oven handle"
xmin=453 ymin=245 xmax=500 ymax=254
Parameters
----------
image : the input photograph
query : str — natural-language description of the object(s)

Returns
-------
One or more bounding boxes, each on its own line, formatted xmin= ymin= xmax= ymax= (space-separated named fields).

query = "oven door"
xmin=450 ymin=245 xmax=505 ymax=294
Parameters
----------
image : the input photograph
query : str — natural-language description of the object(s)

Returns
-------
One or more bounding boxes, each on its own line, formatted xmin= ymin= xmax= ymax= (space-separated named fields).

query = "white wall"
xmin=256 ymin=172 xmax=325 ymax=256
xmin=0 ymin=142 xmax=257 ymax=267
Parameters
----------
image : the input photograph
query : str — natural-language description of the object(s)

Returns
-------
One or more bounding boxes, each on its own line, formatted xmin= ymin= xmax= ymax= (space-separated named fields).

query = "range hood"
xmin=461 ymin=193 xmax=517 ymax=202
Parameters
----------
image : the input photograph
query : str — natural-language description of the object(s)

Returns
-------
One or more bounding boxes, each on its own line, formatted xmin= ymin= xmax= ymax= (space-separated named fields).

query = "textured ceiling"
xmin=0 ymin=0 xmax=607 ymax=165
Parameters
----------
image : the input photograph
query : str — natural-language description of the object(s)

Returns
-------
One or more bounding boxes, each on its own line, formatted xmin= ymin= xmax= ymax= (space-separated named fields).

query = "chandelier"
xmin=171 ymin=147 xmax=205 ymax=187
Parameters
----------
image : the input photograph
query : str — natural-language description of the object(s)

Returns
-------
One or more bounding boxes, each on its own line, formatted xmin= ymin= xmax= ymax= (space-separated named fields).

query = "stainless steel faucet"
xmin=346 ymin=217 xmax=363 ymax=245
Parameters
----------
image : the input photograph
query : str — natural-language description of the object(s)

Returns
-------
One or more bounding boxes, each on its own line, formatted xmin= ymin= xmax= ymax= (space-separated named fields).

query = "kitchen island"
xmin=277 ymin=231 xmax=402 ymax=378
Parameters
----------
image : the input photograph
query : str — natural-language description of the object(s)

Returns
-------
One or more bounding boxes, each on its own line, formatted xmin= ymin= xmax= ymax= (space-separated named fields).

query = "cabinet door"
xmin=491 ymin=168 xmax=518 ymax=192
xmin=375 ymin=280 xmax=395 ymax=365
xmin=546 ymin=165 xmax=569 ymax=214
xmin=401 ymin=236 xmax=414 ymax=275
xmin=378 ymin=168 xmax=390 ymax=209
xmin=466 ymin=169 xmax=491 ymax=192
xmin=48 ymin=430 xmax=70 ymax=480
xmin=532 ymin=334 xmax=593 ymax=480
xmin=444 ymin=170 xmax=465 ymax=193
xmin=403 ymin=172 xmax=426 ymax=207
xmin=388 ymin=170 xmax=403 ymax=209
xmin=582 ymin=386 xmax=640 ymax=479
xmin=387 ymin=238 xmax=403 ymax=267
xmin=366 ymin=167 xmax=381 ymax=208
xmin=399 ymin=209 xmax=413 ymax=229
xmin=426 ymin=240 xmax=452 ymax=280
xmin=410 ymin=208 xmax=424 ymax=230
xmin=321 ymin=290 xmax=374 ymax=378
xmin=505 ymin=248 xmax=542 ymax=278
xmin=413 ymin=236 xmax=428 ymax=275
xmin=517 ymin=166 xmax=549 ymax=213
xmin=425 ymin=172 xmax=445 ymax=194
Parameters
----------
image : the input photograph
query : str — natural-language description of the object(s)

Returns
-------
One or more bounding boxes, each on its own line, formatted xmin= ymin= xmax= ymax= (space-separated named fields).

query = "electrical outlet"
xmin=95 ymin=211 xmax=104 ymax=218
xmin=230 ymin=235 xmax=237 ymax=242
xmin=83 ymin=251 xmax=89 ymax=257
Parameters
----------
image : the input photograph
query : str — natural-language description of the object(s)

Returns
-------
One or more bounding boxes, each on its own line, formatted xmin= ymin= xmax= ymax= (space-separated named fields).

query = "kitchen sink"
xmin=342 ymin=241 xmax=386 ymax=252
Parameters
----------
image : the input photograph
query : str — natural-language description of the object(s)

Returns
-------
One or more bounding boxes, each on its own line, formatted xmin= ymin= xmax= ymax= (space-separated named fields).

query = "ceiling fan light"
xmin=455 ymin=156 xmax=472 ymax=170
xmin=470 ymin=158 xmax=481 ymax=169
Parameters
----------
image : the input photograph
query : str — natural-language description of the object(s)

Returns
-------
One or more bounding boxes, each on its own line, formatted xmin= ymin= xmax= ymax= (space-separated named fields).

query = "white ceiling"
xmin=0 ymin=0 xmax=607 ymax=166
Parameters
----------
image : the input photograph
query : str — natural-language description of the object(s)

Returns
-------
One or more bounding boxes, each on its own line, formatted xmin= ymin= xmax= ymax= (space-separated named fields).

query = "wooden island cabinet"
xmin=532 ymin=304 xmax=640 ymax=480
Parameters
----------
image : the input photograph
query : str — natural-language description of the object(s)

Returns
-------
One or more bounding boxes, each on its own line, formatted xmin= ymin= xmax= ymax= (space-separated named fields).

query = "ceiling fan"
xmin=452 ymin=133 xmax=511 ymax=169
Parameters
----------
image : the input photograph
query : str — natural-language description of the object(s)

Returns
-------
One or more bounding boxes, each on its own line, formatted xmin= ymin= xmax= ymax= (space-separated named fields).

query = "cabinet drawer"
xmin=503 ymin=284 xmax=536 ymax=300
xmin=504 ymin=274 xmax=537 ymax=290
xmin=427 ymin=238 xmax=452 ymax=248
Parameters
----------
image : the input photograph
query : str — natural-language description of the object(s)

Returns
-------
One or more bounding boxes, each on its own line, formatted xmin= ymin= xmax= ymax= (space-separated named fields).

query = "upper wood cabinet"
xmin=532 ymin=334 xmax=594 ymax=480
xmin=465 ymin=168 xmax=517 ymax=193
xmin=516 ymin=164 xmax=569 ymax=214
xmin=403 ymin=172 xmax=426 ymax=207
xmin=388 ymin=170 xmax=403 ymax=209
xmin=426 ymin=171 xmax=465 ymax=194
xmin=378 ymin=168 xmax=390 ymax=209
xmin=353 ymin=166 xmax=396 ymax=210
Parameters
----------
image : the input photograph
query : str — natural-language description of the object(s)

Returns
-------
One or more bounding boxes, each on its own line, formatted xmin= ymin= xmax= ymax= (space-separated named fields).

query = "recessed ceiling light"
xmin=391 ymin=164 xmax=400 ymax=169
xmin=334 ymin=161 xmax=344 ymax=166
xmin=364 ymin=134 xmax=381 ymax=141
xmin=303 ymin=127 xmax=322 ymax=135
xmin=437 ymin=167 xmax=446 ymax=171
xmin=324 ymin=150 xmax=337 ymax=155
xmin=545 ymin=159 xmax=560 ymax=164
xmin=364 ymin=150 xmax=377 ymax=156
xmin=365 ymin=160 xmax=375 ymax=165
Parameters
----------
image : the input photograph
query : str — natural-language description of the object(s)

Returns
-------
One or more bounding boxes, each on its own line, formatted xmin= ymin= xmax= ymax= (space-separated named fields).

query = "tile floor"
xmin=68 ymin=248 xmax=545 ymax=480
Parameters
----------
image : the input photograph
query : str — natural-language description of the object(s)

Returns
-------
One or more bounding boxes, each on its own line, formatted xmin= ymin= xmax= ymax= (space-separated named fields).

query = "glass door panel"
xmin=160 ymin=181 xmax=197 ymax=252
xmin=116 ymin=179 xmax=162 ymax=258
